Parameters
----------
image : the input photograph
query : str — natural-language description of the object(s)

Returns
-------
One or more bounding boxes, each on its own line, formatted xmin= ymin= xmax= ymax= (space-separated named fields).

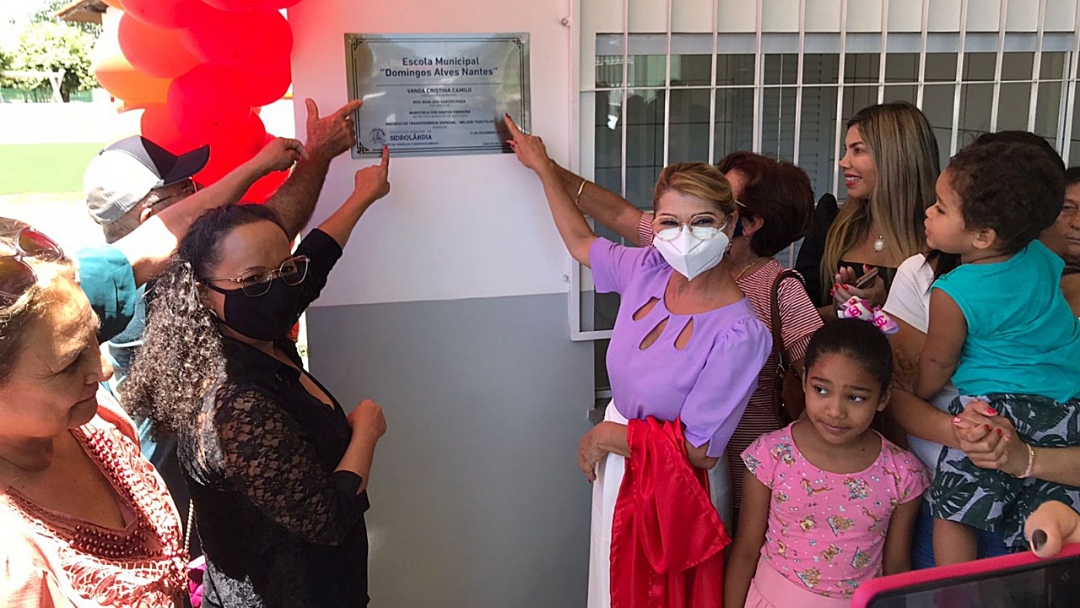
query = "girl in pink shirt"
xmin=726 ymin=319 xmax=928 ymax=608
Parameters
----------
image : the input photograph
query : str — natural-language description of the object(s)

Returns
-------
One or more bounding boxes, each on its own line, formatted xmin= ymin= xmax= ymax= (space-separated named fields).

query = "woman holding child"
xmin=886 ymin=135 xmax=1080 ymax=570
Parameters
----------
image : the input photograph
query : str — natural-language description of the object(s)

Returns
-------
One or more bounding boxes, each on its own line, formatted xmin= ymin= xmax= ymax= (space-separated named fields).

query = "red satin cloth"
xmin=610 ymin=417 xmax=730 ymax=608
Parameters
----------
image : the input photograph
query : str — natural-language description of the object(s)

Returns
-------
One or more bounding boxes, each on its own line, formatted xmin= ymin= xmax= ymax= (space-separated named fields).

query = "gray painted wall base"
xmin=307 ymin=293 xmax=593 ymax=607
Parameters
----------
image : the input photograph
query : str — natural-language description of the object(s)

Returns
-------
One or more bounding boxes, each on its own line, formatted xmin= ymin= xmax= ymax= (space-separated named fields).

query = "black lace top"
xmin=179 ymin=230 xmax=371 ymax=608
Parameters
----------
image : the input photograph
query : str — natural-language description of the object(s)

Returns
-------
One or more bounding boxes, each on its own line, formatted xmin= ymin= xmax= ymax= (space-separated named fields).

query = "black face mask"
xmin=217 ymin=278 xmax=303 ymax=341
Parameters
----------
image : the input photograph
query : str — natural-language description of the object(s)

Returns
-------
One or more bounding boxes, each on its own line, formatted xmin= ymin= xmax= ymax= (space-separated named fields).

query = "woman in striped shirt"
xmin=549 ymin=152 xmax=823 ymax=530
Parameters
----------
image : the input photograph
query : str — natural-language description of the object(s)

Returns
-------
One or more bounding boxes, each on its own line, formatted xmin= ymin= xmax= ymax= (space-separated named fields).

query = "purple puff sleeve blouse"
xmin=590 ymin=238 xmax=772 ymax=458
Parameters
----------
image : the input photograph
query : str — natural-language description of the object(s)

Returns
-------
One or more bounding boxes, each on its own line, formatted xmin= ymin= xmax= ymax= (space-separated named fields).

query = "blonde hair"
xmin=652 ymin=162 xmax=735 ymax=217
xmin=821 ymin=102 xmax=939 ymax=297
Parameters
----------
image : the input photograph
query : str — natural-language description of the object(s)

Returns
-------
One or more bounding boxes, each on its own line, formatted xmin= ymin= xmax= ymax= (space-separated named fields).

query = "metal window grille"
xmin=570 ymin=0 xmax=1080 ymax=347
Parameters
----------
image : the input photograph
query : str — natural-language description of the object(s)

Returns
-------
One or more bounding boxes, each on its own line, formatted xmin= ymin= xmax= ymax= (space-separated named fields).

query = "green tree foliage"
xmin=4 ymin=21 xmax=97 ymax=102
xmin=33 ymin=0 xmax=102 ymax=36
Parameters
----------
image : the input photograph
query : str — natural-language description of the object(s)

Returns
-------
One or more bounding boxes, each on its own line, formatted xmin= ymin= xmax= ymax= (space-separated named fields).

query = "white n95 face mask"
xmin=653 ymin=226 xmax=730 ymax=281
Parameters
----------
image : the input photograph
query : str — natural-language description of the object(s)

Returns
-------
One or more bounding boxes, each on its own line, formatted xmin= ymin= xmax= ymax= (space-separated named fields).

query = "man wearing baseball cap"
xmin=84 ymin=136 xmax=211 ymax=244
xmin=77 ymin=99 xmax=363 ymax=551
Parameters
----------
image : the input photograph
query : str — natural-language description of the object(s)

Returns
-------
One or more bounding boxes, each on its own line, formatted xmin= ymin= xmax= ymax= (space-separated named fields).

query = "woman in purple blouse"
xmin=506 ymin=117 xmax=771 ymax=608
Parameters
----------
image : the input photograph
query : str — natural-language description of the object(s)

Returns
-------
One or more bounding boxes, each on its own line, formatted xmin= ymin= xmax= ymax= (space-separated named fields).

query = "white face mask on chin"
xmin=653 ymin=227 xmax=730 ymax=281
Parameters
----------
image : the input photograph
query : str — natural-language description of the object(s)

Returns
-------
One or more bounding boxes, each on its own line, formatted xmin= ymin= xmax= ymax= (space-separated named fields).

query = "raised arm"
xmin=505 ymin=115 xmax=596 ymax=266
xmin=913 ymin=288 xmax=966 ymax=400
xmin=551 ymin=163 xmax=646 ymax=246
xmin=267 ymin=98 xmax=364 ymax=239
xmin=112 ymin=137 xmax=305 ymax=286
xmin=317 ymin=146 xmax=390 ymax=249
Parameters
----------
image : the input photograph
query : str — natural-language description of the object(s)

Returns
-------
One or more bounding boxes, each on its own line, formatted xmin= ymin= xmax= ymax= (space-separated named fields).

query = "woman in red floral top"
xmin=0 ymin=219 xmax=186 ymax=607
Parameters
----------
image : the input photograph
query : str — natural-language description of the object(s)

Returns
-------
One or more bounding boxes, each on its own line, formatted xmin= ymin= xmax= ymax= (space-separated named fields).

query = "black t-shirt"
xmin=180 ymin=230 xmax=371 ymax=608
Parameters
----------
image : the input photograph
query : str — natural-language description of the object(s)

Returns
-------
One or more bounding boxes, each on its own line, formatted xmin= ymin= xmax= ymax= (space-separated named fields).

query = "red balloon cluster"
xmin=95 ymin=0 xmax=300 ymax=202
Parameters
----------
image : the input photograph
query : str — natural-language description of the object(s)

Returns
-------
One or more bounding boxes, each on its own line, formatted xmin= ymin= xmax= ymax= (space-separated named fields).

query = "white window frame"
xmin=569 ymin=0 xmax=1080 ymax=341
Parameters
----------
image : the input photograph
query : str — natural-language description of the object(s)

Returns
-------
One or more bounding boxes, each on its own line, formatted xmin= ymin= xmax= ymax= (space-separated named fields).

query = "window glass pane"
xmin=673 ymin=54 xmax=713 ymax=86
xmin=667 ymin=89 xmax=712 ymax=163
xmin=922 ymin=83 xmax=957 ymax=169
xmin=764 ymin=53 xmax=798 ymax=85
xmin=1034 ymin=80 xmax=1063 ymax=151
xmin=798 ymin=86 xmax=840 ymax=199
xmin=883 ymin=85 xmax=916 ymax=105
xmin=628 ymin=55 xmax=667 ymax=87
xmin=593 ymin=90 xmax=624 ymax=197
xmin=959 ymin=82 xmax=994 ymax=146
xmin=844 ymin=53 xmax=880 ymax=84
xmin=1070 ymin=90 xmax=1080 ymax=167
xmin=925 ymin=53 xmax=958 ymax=82
xmin=596 ymin=55 xmax=624 ymax=88
xmin=716 ymin=54 xmax=755 ymax=86
xmin=596 ymin=54 xmax=669 ymax=88
xmin=713 ymin=87 xmax=755 ymax=160
xmin=761 ymin=87 xmax=797 ymax=160
xmin=962 ymin=53 xmax=997 ymax=82
xmin=1041 ymin=52 xmax=1067 ymax=81
xmin=885 ymin=53 xmax=919 ymax=83
xmin=625 ymin=88 xmax=664 ymax=208
xmin=594 ymin=340 xmax=611 ymax=393
xmin=842 ymin=85 xmax=879 ymax=121
xmin=996 ymin=82 xmax=1032 ymax=132
xmin=803 ymin=54 xmax=840 ymax=85
xmin=1001 ymin=52 xmax=1034 ymax=81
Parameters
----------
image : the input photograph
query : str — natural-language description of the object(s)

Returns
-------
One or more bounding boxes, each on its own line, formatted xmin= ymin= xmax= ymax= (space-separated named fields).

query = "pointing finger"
xmin=380 ymin=145 xmax=390 ymax=171
xmin=334 ymin=99 xmax=364 ymax=120
xmin=504 ymin=113 xmax=523 ymax=138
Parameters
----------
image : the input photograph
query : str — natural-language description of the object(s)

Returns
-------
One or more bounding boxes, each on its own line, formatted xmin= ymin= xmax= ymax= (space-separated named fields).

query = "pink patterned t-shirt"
xmin=741 ymin=425 xmax=928 ymax=599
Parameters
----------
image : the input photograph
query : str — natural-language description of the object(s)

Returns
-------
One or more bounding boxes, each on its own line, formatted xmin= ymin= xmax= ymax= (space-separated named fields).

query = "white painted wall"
xmin=289 ymin=0 xmax=573 ymax=308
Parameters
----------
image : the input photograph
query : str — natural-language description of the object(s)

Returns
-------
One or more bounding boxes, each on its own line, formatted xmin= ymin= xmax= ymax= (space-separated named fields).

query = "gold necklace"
xmin=735 ymin=257 xmax=764 ymax=280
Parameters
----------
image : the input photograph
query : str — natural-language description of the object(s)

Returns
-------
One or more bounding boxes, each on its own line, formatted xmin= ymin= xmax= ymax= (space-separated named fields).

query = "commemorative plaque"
xmin=345 ymin=33 xmax=530 ymax=158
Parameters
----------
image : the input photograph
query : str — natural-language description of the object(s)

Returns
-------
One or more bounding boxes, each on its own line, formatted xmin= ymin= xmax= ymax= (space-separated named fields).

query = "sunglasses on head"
xmin=0 ymin=219 xmax=65 ymax=303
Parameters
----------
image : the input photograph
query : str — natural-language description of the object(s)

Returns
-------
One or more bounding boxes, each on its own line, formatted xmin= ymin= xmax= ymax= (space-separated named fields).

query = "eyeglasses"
xmin=0 ymin=219 xmax=65 ymax=303
xmin=147 ymin=178 xmax=199 ymax=211
xmin=201 ymin=255 xmax=310 ymax=297
xmin=652 ymin=216 xmax=729 ymax=242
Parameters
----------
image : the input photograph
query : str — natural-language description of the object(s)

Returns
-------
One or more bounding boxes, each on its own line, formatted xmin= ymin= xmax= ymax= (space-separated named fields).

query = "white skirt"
xmin=585 ymin=401 xmax=732 ymax=608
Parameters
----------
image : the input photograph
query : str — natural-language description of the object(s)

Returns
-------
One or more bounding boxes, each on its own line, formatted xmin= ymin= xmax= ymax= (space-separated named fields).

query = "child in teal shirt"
xmin=916 ymin=140 xmax=1080 ymax=566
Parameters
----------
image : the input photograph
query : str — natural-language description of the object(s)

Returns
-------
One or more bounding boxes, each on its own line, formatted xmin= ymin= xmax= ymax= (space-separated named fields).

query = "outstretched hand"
xmin=504 ymin=114 xmax=553 ymax=174
xmin=306 ymin=98 xmax=363 ymax=161
xmin=352 ymin=145 xmax=391 ymax=206
xmin=252 ymin=137 xmax=308 ymax=173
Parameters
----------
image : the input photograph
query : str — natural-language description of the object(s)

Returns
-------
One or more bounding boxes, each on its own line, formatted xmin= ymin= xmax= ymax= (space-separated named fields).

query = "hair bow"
xmin=837 ymin=296 xmax=899 ymax=335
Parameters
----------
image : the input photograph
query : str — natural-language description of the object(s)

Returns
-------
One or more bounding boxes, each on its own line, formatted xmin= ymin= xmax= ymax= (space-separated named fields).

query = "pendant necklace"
xmin=873 ymin=235 xmax=885 ymax=252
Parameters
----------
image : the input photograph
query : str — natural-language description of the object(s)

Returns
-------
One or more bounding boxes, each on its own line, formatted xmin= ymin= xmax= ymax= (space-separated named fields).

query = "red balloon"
xmin=167 ymin=64 xmax=252 ymax=143
xmin=121 ymin=0 xmax=212 ymax=29
xmin=194 ymin=113 xmax=268 ymax=186
xmin=233 ymin=11 xmax=293 ymax=106
xmin=140 ymin=104 xmax=204 ymax=154
xmin=117 ymin=14 xmax=199 ymax=79
xmin=244 ymin=169 xmax=289 ymax=203
xmin=202 ymin=0 xmax=274 ymax=10
xmin=268 ymin=0 xmax=303 ymax=7
xmin=180 ymin=8 xmax=274 ymax=67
